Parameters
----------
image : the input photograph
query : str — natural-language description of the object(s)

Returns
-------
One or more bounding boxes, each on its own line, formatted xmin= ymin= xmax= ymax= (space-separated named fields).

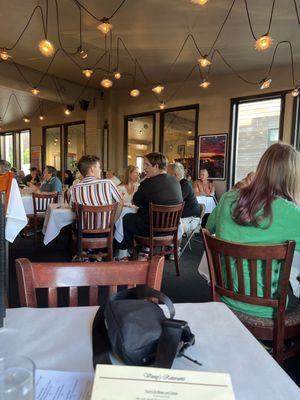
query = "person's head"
xmin=167 ymin=162 xmax=175 ymax=176
xmin=233 ymin=143 xmax=300 ymax=226
xmin=199 ymin=169 xmax=209 ymax=181
xmin=43 ymin=166 xmax=57 ymax=180
xmin=0 ymin=160 xmax=11 ymax=174
xmin=30 ymin=167 xmax=38 ymax=177
xmin=106 ymin=170 xmax=114 ymax=179
xmin=77 ymin=155 xmax=101 ymax=178
xmin=123 ymin=165 xmax=139 ymax=185
xmin=17 ymin=170 xmax=25 ymax=178
xmin=64 ymin=169 xmax=73 ymax=178
xmin=144 ymin=152 xmax=167 ymax=178
xmin=172 ymin=162 xmax=185 ymax=181
xmin=10 ymin=167 xmax=17 ymax=175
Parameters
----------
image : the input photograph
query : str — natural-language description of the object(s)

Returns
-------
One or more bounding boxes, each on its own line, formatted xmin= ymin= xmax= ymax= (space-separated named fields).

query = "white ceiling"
xmin=0 ymin=0 xmax=299 ymax=123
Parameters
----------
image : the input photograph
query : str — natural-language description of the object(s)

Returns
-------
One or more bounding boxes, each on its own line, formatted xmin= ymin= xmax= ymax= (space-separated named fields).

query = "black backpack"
xmin=92 ymin=286 xmax=196 ymax=368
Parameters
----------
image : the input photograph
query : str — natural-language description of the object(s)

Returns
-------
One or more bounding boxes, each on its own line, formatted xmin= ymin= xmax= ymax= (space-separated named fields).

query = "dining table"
xmin=0 ymin=302 xmax=299 ymax=400
xmin=5 ymin=179 xmax=27 ymax=242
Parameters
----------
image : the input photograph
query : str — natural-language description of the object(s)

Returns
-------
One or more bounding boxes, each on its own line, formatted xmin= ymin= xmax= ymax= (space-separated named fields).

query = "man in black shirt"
xmin=117 ymin=152 xmax=183 ymax=255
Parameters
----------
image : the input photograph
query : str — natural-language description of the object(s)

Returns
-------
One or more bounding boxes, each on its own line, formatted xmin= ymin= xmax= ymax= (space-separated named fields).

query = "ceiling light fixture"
xmin=198 ymin=55 xmax=211 ymax=68
xmin=0 ymin=48 xmax=10 ymax=60
xmin=64 ymin=105 xmax=74 ymax=115
xmin=77 ymin=46 xmax=88 ymax=59
xmin=38 ymin=39 xmax=55 ymax=57
xmin=152 ymin=84 xmax=165 ymax=94
xmin=23 ymin=117 xmax=30 ymax=123
xmin=291 ymin=86 xmax=299 ymax=97
xmin=97 ymin=18 xmax=113 ymax=34
xmin=114 ymin=71 xmax=121 ymax=80
xmin=130 ymin=89 xmax=140 ymax=97
xmin=30 ymin=87 xmax=40 ymax=95
xmin=260 ymin=78 xmax=272 ymax=90
xmin=200 ymin=79 xmax=211 ymax=88
xmin=159 ymin=101 xmax=166 ymax=110
xmin=188 ymin=129 xmax=192 ymax=135
xmin=39 ymin=115 xmax=44 ymax=121
xmin=82 ymin=68 xmax=93 ymax=78
xmin=191 ymin=0 xmax=208 ymax=5
xmin=101 ymin=78 xmax=113 ymax=88
xmin=255 ymin=34 xmax=273 ymax=51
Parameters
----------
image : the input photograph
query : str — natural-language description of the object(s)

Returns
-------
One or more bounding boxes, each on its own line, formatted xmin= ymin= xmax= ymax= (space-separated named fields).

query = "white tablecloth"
xmin=114 ymin=206 xmax=137 ymax=243
xmin=5 ymin=179 xmax=27 ymax=242
xmin=196 ymin=195 xmax=217 ymax=214
xmin=22 ymin=195 xmax=34 ymax=215
xmin=42 ymin=203 xmax=74 ymax=245
xmin=0 ymin=303 xmax=299 ymax=399
xmin=198 ymin=251 xmax=300 ymax=298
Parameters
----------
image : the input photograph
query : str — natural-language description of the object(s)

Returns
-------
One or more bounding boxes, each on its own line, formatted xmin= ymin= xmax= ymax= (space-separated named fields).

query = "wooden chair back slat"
xmin=48 ymin=288 xmax=58 ymax=307
xmin=32 ymin=193 xmax=58 ymax=213
xmin=236 ymin=258 xmax=245 ymax=294
xmin=89 ymin=286 xmax=98 ymax=306
xmin=16 ymin=256 xmax=165 ymax=307
xmin=224 ymin=255 xmax=233 ymax=291
xmin=69 ymin=286 xmax=78 ymax=307
xmin=264 ymin=259 xmax=272 ymax=299
xmin=213 ymin=252 xmax=224 ymax=288
xmin=249 ymin=259 xmax=258 ymax=297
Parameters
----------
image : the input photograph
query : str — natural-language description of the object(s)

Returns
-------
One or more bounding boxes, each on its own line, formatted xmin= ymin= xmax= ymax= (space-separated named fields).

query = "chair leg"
xmin=133 ymin=240 xmax=138 ymax=260
xmin=34 ymin=217 xmax=37 ymax=241
xmin=107 ymin=244 xmax=113 ymax=261
xmin=174 ymin=240 xmax=180 ymax=276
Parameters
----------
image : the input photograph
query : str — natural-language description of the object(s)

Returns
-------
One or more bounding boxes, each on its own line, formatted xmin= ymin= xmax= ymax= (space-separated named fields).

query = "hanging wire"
xmin=208 ymin=49 xmax=259 ymax=85
xmin=0 ymin=6 xmax=46 ymax=51
xmin=267 ymin=40 xmax=297 ymax=86
xmin=292 ymin=0 xmax=300 ymax=24
xmin=73 ymin=0 xmax=127 ymax=21
xmin=0 ymin=93 xmax=26 ymax=119
xmin=244 ymin=0 xmax=276 ymax=40
xmin=166 ymin=64 xmax=198 ymax=103
xmin=54 ymin=0 xmax=79 ymax=55
xmin=51 ymin=76 xmax=65 ymax=105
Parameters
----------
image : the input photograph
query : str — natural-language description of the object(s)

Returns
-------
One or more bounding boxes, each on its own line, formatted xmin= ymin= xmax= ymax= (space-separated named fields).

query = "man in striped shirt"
xmin=69 ymin=155 xmax=122 ymax=206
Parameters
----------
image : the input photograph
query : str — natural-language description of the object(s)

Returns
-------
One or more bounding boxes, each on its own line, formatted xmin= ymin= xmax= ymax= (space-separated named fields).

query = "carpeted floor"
xmin=7 ymin=228 xmax=300 ymax=387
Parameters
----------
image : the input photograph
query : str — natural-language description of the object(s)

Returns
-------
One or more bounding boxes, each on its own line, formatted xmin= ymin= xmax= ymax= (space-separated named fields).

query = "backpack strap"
xmin=92 ymin=306 xmax=112 ymax=367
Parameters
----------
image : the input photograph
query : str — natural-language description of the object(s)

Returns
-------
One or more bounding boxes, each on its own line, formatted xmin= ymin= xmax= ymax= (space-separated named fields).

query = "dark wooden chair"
xmin=0 ymin=171 xmax=14 ymax=211
xmin=31 ymin=192 xmax=58 ymax=239
xmin=202 ymin=228 xmax=300 ymax=365
xmin=74 ymin=203 xmax=117 ymax=261
xmin=133 ymin=202 xmax=184 ymax=276
xmin=15 ymin=256 xmax=165 ymax=307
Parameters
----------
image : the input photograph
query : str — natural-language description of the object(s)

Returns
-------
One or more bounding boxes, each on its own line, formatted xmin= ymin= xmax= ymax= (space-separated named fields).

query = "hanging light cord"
xmin=0 ymin=93 xmax=25 ymax=119
xmin=244 ymin=0 xmax=275 ymax=40
xmin=0 ymin=6 xmax=46 ymax=51
xmin=267 ymin=40 xmax=296 ymax=87
xmin=167 ymin=64 xmax=198 ymax=103
xmin=292 ymin=0 xmax=300 ymax=24
xmin=73 ymin=0 xmax=127 ymax=21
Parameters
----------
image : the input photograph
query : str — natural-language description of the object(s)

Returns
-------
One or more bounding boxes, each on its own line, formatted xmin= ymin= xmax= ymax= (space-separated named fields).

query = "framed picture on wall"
xmin=198 ymin=134 xmax=227 ymax=180
xmin=177 ymin=145 xmax=185 ymax=157
xmin=30 ymin=146 xmax=42 ymax=170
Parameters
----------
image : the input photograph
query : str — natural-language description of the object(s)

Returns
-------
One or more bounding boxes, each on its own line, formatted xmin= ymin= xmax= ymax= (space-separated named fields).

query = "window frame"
xmin=291 ymin=95 xmax=300 ymax=150
xmin=228 ymin=91 xmax=287 ymax=189
xmin=0 ymin=128 xmax=31 ymax=170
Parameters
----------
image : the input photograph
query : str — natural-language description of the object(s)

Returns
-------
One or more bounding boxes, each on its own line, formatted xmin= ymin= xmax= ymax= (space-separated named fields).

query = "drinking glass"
xmin=0 ymin=355 xmax=35 ymax=400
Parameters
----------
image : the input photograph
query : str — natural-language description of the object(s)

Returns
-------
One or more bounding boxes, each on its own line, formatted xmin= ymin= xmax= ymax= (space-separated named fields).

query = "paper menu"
xmin=35 ymin=369 xmax=94 ymax=400
xmin=91 ymin=365 xmax=235 ymax=400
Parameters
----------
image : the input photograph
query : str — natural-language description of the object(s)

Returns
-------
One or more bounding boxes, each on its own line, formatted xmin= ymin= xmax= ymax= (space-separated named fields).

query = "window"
xmin=292 ymin=95 xmax=300 ymax=150
xmin=230 ymin=94 xmax=285 ymax=185
xmin=0 ymin=129 xmax=30 ymax=173
xmin=124 ymin=113 xmax=155 ymax=170
xmin=160 ymin=105 xmax=199 ymax=179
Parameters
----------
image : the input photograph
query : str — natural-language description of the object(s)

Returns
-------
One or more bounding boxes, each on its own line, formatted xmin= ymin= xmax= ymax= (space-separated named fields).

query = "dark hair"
xmin=30 ymin=167 xmax=38 ymax=172
xmin=78 ymin=155 xmax=100 ymax=177
xmin=232 ymin=143 xmax=300 ymax=227
xmin=145 ymin=152 xmax=167 ymax=170
xmin=65 ymin=169 xmax=73 ymax=177
xmin=0 ymin=160 xmax=11 ymax=173
xmin=45 ymin=165 xmax=57 ymax=177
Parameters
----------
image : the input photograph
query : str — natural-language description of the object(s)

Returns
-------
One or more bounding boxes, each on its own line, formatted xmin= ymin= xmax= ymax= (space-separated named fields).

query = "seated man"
xmin=40 ymin=166 xmax=62 ymax=193
xmin=116 ymin=152 xmax=183 ymax=260
xmin=168 ymin=162 xmax=201 ymax=233
xmin=193 ymin=169 xmax=215 ymax=196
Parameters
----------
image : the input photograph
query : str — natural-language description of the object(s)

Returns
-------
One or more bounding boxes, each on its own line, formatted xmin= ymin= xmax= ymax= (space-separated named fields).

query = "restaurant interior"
xmin=0 ymin=0 xmax=300 ymax=398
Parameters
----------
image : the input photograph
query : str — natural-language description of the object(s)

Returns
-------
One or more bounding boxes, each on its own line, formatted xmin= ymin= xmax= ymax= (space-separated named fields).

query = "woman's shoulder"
xmin=273 ymin=197 xmax=300 ymax=214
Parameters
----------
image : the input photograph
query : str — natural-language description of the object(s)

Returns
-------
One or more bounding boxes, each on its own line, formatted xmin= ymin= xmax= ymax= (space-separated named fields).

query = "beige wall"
xmin=109 ymin=64 xmax=298 ymax=196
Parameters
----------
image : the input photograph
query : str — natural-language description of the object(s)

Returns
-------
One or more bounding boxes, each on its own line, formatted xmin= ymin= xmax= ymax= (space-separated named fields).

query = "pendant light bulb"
xmin=39 ymin=115 xmax=44 ymax=121
xmin=23 ymin=117 xmax=30 ymax=123
xmin=260 ymin=78 xmax=272 ymax=90
xmin=159 ymin=101 xmax=166 ymax=110
xmin=78 ymin=47 xmax=88 ymax=59
xmin=64 ymin=105 xmax=74 ymax=116
xmin=82 ymin=68 xmax=93 ymax=78
xmin=255 ymin=34 xmax=273 ymax=51
xmin=152 ymin=84 xmax=165 ymax=94
xmin=200 ymin=79 xmax=211 ymax=88
xmin=30 ymin=87 xmax=40 ymax=96
xmin=198 ymin=55 xmax=211 ymax=68
xmin=100 ymin=78 xmax=113 ymax=88
xmin=0 ymin=49 xmax=10 ymax=60
xmin=291 ymin=87 xmax=299 ymax=97
xmin=97 ymin=18 xmax=113 ymax=34
xmin=38 ymin=39 xmax=55 ymax=57
xmin=114 ymin=71 xmax=121 ymax=80
xmin=191 ymin=0 xmax=208 ymax=5
xmin=130 ymin=89 xmax=140 ymax=97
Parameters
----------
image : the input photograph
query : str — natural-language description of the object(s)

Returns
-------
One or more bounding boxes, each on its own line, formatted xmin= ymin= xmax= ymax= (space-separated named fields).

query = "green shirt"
xmin=206 ymin=190 xmax=300 ymax=318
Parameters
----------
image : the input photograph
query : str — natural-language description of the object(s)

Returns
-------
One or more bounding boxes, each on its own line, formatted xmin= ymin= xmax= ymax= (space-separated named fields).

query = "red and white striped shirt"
xmin=69 ymin=176 xmax=122 ymax=206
